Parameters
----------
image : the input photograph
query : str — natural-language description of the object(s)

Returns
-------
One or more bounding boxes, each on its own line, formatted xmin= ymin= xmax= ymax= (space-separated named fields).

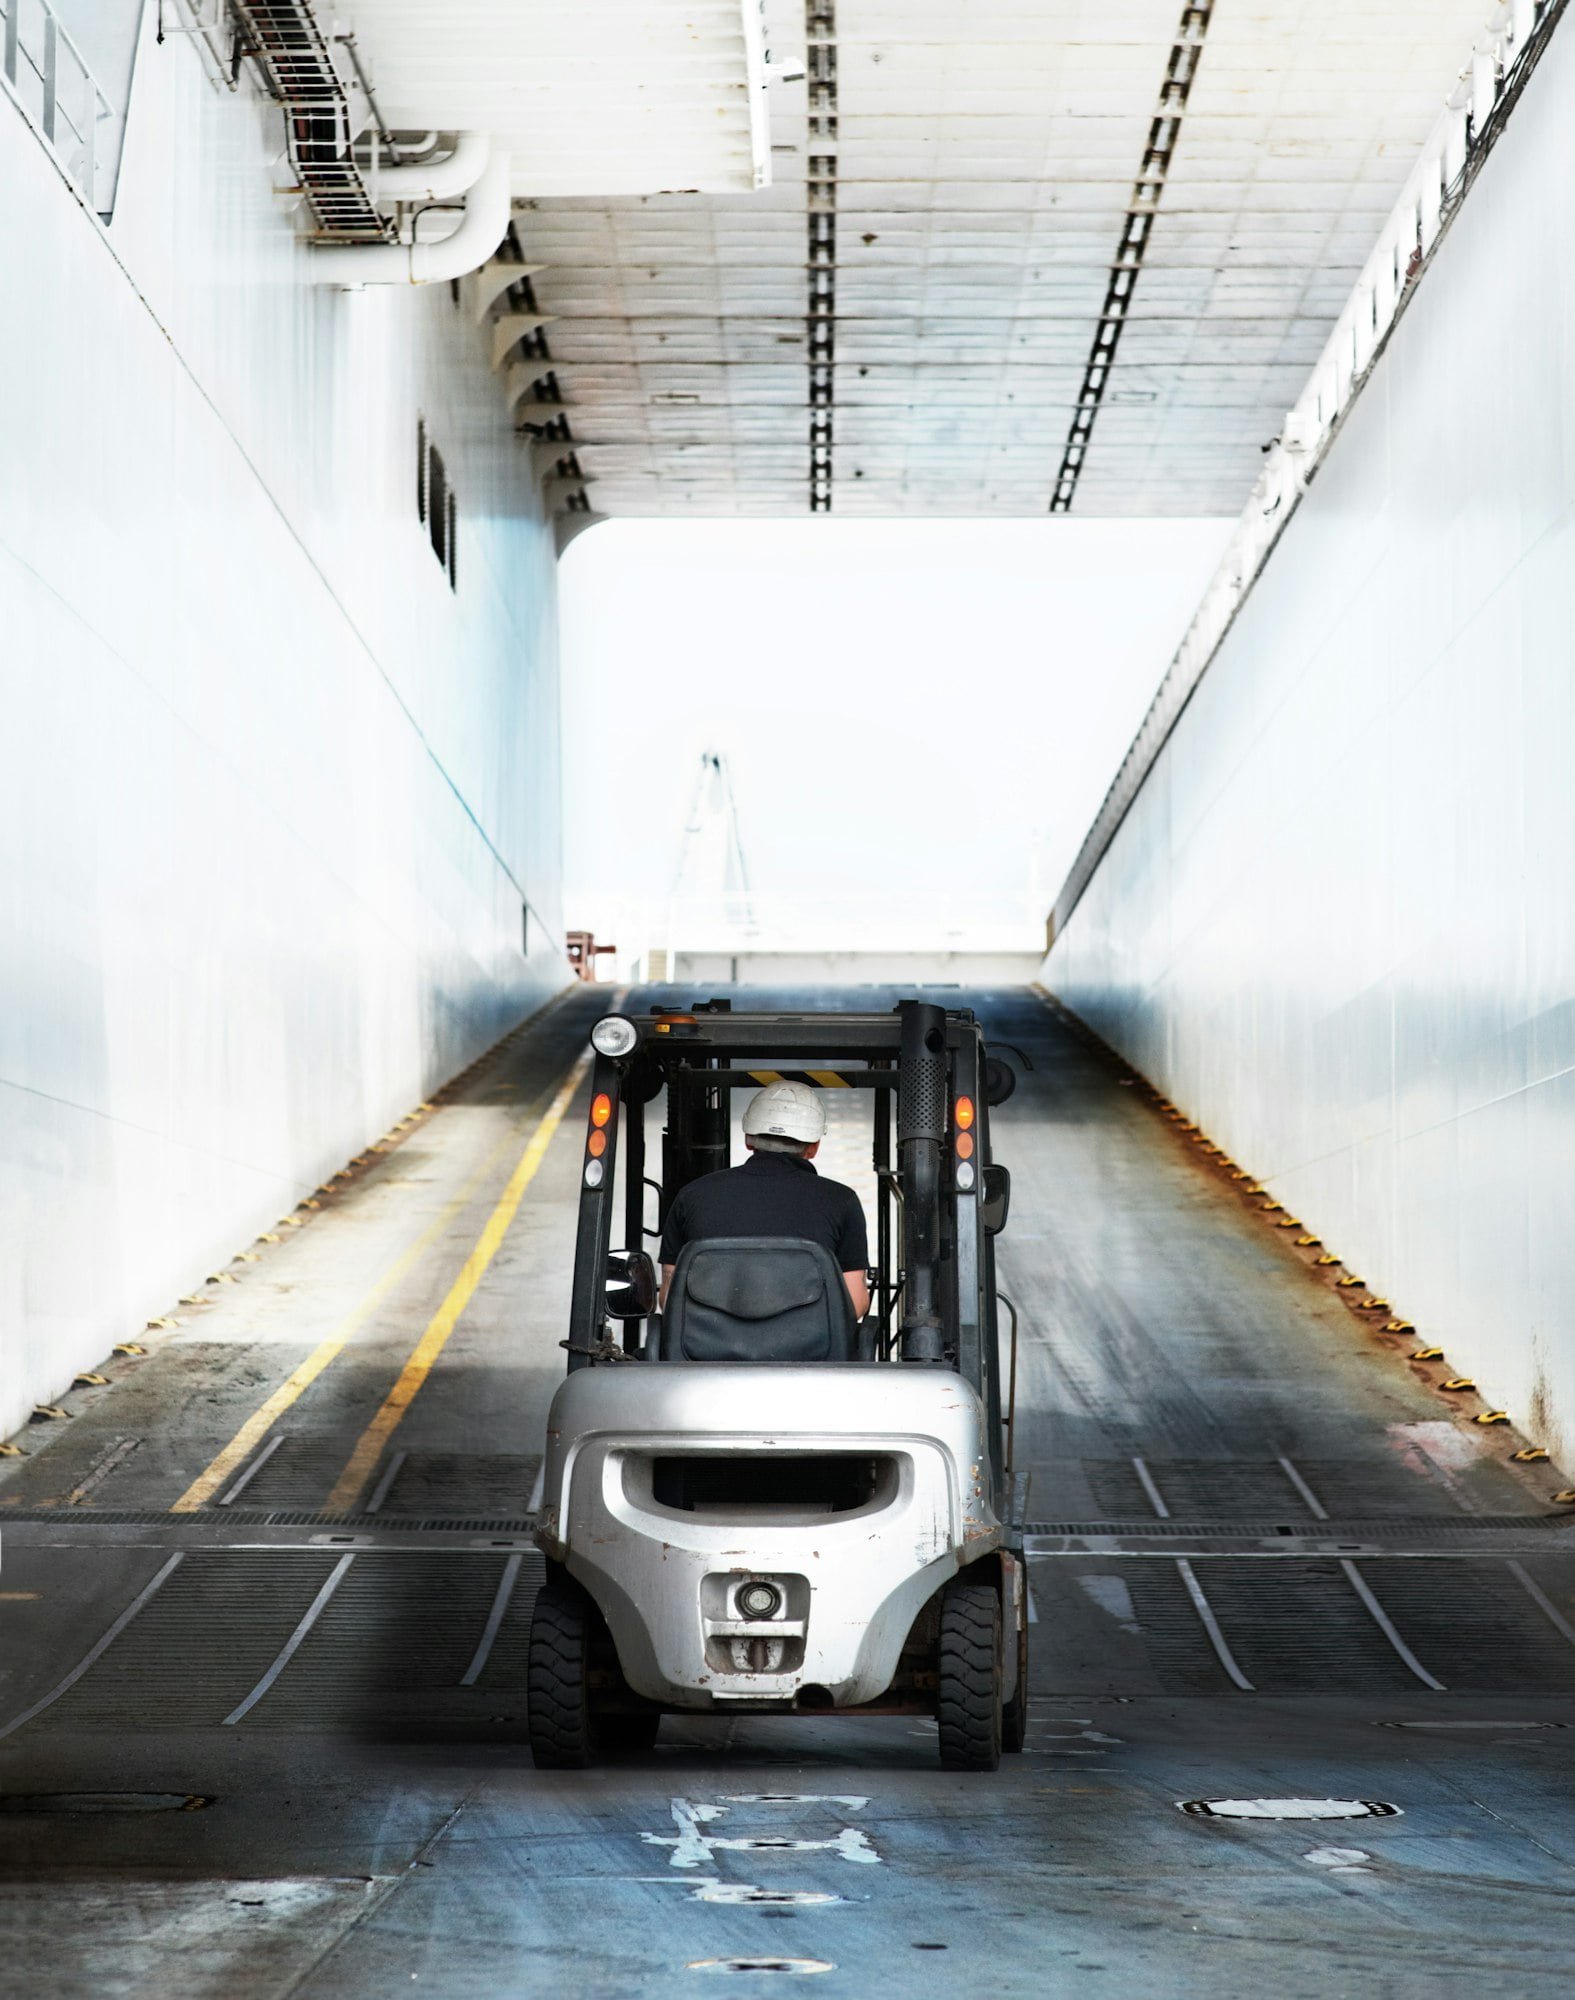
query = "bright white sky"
xmin=559 ymin=517 xmax=1232 ymax=964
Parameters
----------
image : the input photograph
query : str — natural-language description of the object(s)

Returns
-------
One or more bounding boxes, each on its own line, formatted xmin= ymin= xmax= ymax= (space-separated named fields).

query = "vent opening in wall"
xmin=417 ymin=420 xmax=458 ymax=589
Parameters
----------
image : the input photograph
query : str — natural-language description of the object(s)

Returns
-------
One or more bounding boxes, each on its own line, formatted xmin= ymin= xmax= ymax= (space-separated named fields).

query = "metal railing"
xmin=1051 ymin=0 xmax=1565 ymax=945
xmin=229 ymin=0 xmax=392 ymax=243
xmin=1 ymin=0 xmax=115 ymax=215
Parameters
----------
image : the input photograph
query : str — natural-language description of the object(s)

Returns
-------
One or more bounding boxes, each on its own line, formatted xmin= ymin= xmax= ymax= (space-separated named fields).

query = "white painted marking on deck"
xmin=1176 ymin=1558 xmax=1256 ymax=1692
xmin=1276 ymin=1456 xmax=1329 ymax=1520
xmin=1131 ymin=1456 xmax=1171 ymax=1519
xmin=1281 ymin=1457 xmax=1446 ymax=1691
xmin=460 ymin=1552 xmax=523 ymax=1686
xmin=647 ymin=1798 xmax=728 ymax=1868
xmin=364 ymin=1448 xmax=408 ymax=1514
xmin=1077 ymin=1574 xmax=1141 ymax=1635
xmin=0 ymin=1555 xmax=184 ymax=1740
xmin=642 ymin=1798 xmax=880 ymax=1871
xmin=1506 ymin=1560 xmax=1575 ymax=1649
xmin=1338 ymin=1559 xmax=1446 ymax=1691
xmin=216 ymin=1433 xmax=286 ymax=1506
xmin=1132 ymin=1456 xmax=1255 ymax=1689
xmin=720 ymin=1795 xmax=868 ymax=1808
xmin=223 ymin=1554 xmax=355 ymax=1724
xmin=1304 ymin=1846 xmax=1373 ymax=1874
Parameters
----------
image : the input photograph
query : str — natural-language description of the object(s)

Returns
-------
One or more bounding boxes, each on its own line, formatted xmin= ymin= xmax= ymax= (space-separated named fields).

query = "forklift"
xmin=528 ymin=998 xmax=1027 ymax=1769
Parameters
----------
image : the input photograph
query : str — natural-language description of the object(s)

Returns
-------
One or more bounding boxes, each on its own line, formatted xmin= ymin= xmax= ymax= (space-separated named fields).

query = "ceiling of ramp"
xmin=363 ymin=0 xmax=1492 ymax=520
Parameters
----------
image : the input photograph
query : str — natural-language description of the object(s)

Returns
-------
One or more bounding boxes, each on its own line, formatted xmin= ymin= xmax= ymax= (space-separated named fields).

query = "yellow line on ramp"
xmin=170 ymin=1119 xmax=531 ymax=1515
xmin=322 ymin=1051 xmax=591 ymax=1516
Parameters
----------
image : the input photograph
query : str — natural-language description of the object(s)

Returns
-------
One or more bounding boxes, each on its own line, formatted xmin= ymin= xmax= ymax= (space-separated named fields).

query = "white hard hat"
xmin=742 ymin=1079 xmax=826 ymax=1145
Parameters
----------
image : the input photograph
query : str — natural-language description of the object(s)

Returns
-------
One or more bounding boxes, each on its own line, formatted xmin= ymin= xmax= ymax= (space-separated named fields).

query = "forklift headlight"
xmin=956 ymin=1159 xmax=976 ymax=1191
xmin=584 ymin=1158 xmax=605 ymax=1188
xmin=590 ymin=1015 xmax=639 ymax=1059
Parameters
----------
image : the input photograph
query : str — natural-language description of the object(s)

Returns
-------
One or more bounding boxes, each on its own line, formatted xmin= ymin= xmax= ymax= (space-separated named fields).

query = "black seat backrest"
xmin=661 ymin=1236 xmax=855 ymax=1364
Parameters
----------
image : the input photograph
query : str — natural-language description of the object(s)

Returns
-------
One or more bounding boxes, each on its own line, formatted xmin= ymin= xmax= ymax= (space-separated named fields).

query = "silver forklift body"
xmin=537 ymin=1363 xmax=1006 ymax=1709
xmin=528 ymin=999 xmax=1028 ymax=1770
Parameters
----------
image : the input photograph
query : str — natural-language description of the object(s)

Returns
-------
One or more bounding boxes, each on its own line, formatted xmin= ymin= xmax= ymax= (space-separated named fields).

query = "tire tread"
xmin=936 ymin=1578 xmax=1003 ymax=1771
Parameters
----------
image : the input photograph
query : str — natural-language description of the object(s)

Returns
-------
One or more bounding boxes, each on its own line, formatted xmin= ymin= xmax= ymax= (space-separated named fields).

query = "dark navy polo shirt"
xmin=659 ymin=1150 xmax=870 ymax=1271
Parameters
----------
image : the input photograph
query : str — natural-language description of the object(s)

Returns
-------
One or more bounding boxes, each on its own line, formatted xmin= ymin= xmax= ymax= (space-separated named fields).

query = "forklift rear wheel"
xmin=936 ymin=1578 xmax=1003 ymax=1771
xmin=1002 ymin=1598 xmax=1029 ymax=1753
xmin=527 ymin=1577 xmax=600 ymax=1769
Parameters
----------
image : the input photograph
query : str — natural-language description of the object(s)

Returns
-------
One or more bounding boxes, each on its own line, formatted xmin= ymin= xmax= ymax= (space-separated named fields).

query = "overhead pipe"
xmin=312 ymin=149 xmax=511 ymax=287
xmin=364 ymin=130 xmax=491 ymax=203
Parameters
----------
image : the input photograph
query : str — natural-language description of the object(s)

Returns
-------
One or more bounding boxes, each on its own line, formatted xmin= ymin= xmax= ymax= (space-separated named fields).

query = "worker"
xmin=659 ymin=1080 xmax=871 ymax=1319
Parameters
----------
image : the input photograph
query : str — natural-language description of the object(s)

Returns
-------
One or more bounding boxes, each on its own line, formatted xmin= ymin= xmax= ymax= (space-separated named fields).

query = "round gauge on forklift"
xmin=590 ymin=1015 xmax=639 ymax=1058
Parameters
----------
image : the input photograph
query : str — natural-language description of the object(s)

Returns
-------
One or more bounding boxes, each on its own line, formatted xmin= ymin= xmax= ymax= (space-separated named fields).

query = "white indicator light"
xmin=956 ymin=1160 xmax=976 ymax=1191
xmin=584 ymin=1158 xmax=605 ymax=1188
xmin=590 ymin=1015 xmax=639 ymax=1058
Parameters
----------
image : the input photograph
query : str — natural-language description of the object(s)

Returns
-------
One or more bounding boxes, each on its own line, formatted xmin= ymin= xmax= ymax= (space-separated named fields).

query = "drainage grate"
xmin=41 ymin=1552 xmax=345 ymax=1730
xmin=30 ymin=1550 xmax=543 ymax=1734
xmin=1024 ymin=1517 xmax=1573 ymax=1540
xmin=370 ymin=1452 xmax=541 ymax=1519
xmin=1187 ymin=1559 xmax=1426 ymax=1693
xmin=1081 ymin=1456 xmax=1468 ymax=1521
xmin=0 ymin=1507 xmax=538 ymax=1531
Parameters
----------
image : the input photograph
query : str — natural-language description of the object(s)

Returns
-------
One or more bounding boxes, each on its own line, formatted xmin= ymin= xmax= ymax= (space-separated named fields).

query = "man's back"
xmin=660 ymin=1150 xmax=868 ymax=1273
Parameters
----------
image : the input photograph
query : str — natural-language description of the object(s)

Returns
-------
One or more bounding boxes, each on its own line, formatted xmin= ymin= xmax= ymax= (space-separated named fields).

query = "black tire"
xmin=527 ymin=1578 xmax=599 ymax=1769
xmin=936 ymin=1578 xmax=1003 ymax=1772
xmin=1002 ymin=1596 xmax=1030 ymax=1754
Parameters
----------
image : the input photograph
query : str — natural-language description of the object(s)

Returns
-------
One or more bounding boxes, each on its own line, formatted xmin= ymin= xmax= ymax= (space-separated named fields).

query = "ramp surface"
xmin=2 ymin=986 xmax=1572 ymax=1997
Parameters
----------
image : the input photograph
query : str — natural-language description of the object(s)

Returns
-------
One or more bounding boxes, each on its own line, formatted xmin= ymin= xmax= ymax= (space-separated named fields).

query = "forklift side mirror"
xmin=605 ymin=1248 xmax=657 ymax=1317
xmin=981 ymin=1164 xmax=1011 ymax=1236
xmin=984 ymin=1057 xmax=1017 ymax=1107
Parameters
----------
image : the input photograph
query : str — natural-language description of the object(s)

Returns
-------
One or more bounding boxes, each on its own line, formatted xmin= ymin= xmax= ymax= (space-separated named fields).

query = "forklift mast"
xmin=565 ymin=1001 xmax=1008 ymax=1483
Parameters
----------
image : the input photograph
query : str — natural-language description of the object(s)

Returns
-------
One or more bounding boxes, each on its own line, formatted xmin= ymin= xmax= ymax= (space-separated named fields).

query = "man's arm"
xmin=657 ymin=1190 xmax=686 ymax=1309
xmin=836 ymin=1188 xmax=871 ymax=1321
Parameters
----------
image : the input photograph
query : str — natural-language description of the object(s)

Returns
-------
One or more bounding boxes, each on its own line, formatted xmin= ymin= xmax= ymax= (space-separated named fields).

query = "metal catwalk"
xmin=2 ymin=986 xmax=1572 ymax=1996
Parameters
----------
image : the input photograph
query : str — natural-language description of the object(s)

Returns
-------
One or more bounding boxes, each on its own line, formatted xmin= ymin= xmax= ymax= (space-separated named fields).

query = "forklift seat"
xmin=660 ymin=1237 xmax=858 ymax=1364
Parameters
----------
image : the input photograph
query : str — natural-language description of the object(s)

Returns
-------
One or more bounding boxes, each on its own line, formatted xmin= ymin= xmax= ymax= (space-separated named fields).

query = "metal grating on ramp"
xmin=40 ymin=1553 xmax=345 ymax=1730
xmin=26 ymin=1551 xmax=545 ymax=1735
xmin=1173 ymin=1559 xmax=1432 ymax=1694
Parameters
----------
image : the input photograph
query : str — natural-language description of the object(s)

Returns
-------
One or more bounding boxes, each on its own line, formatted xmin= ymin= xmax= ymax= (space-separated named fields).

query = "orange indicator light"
xmin=956 ymin=1130 xmax=974 ymax=1160
xmin=587 ymin=1128 xmax=607 ymax=1157
xmin=591 ymin=1093 xmax=612 ymax=1127
xmin=955 ymin=1096 xmax=975 ymax=1131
